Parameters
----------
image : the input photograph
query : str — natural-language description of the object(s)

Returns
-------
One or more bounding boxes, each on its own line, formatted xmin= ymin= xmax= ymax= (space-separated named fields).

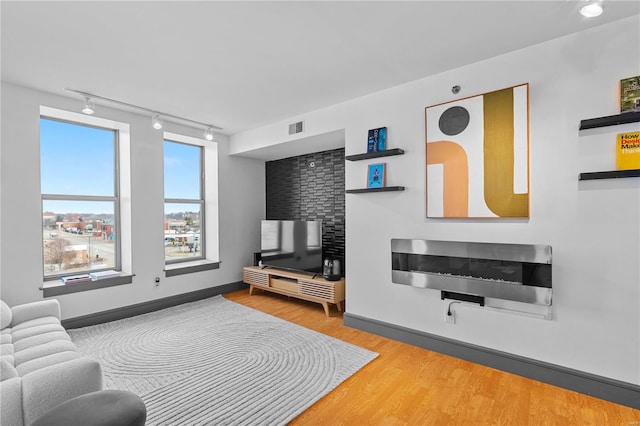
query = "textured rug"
xmin=68 ymin=296 xmax=378 ymax=425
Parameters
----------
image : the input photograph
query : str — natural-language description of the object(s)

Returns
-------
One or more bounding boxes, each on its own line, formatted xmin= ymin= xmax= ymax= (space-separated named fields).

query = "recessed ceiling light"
xmin=580 ymin=1 xmax=604 ymax=18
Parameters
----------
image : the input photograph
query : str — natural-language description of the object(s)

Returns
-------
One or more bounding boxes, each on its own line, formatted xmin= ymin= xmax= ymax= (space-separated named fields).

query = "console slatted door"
xmin=299 ymin=280 xmax=335 ymax=302
xmin=243 ymin=268 xmax=269 ymax=287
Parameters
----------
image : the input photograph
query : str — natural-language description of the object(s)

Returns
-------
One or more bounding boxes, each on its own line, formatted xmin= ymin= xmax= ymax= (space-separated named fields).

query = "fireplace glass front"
xmin=391 ymin=240 xmax=552 ymax=305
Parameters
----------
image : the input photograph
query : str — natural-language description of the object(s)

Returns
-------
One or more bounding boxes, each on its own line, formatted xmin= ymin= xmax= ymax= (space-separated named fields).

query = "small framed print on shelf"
xmin=367 ymin=163 xmax=386 ymax=188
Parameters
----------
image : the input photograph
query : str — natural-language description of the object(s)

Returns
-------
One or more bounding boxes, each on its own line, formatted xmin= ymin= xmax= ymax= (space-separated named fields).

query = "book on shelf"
xmin=89 ymin=270 xmax=120 ymax=280
xmin=617 ymin=131 xmax=640 ymax=170
xmin=620 ymin=76 xmax=640 ymax=113
xmin=60 ymin=274 xmax=92 ymax=285
xmin=367 ymin=127 xmax=387 ymax=152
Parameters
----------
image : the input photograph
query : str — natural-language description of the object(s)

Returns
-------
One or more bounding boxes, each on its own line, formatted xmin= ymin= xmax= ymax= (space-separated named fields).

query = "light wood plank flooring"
xmin=224 ymin=289 xmax=640 ymax=425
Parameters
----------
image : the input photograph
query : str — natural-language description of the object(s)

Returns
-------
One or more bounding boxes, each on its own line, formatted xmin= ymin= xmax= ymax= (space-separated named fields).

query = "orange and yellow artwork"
xmin=425 ymin=84 xmax=530 ymax=218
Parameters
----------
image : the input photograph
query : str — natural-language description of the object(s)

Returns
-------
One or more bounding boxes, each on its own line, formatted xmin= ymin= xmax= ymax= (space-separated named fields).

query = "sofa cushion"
xmin=0 ymin=300 xmax=11 ymax=330
xmin=16 ymin=351 xmax=80 ymax=377
xmin=1 ymin=334 xmax=15 ymax=362
xmin=11 ymin=300 xmax=60 ymax=326
xmin=11 ymin=316 xmax=60 ymax=332
xmin=13 ymin=331 xmax=71 ymax=352
xmin=1 ymin=341 xmax=14 ymax=355
xmin=1 ymin=332 xmax=11 ymax=344
xmin=12 ymin=324 xmax=65 ymax=341
xmin=1 ymin=358 xmax=18 ymax=381
xmin=13 ymin=340 xmax=77 ymax=367
xmin=2 ymin=355 xmax=15 ymax=367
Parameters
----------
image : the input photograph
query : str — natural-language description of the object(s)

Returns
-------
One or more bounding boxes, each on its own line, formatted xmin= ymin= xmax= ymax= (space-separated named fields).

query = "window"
xmin=40 ymin=106 xmax=131 ymax=284
xmin=40 ymin=117 xmax=119 ymax=278
xmin=162 ymin=132 xmax=219 ymax=274
xmin=164 ymin=138 xmax=205 ymax=263
xmin=163 ymin=132 xmax=219 ymax=276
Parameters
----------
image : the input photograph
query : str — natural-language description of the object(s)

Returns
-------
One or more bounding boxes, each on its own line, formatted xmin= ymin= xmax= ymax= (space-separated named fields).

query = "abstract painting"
xmin=425 ymin=84 xmax=529 ymax=218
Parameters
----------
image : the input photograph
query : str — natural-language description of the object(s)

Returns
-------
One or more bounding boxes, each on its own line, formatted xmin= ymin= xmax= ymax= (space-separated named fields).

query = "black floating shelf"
xmin=579 ymin=111 xmax=640 ymax=130
xmin=579 ymin=169 xmax=640 ymax=180
xmin=346 ymin=186 xmax=405 ymax=194
xmin=345 ymin=148 xmax=405 ymax=161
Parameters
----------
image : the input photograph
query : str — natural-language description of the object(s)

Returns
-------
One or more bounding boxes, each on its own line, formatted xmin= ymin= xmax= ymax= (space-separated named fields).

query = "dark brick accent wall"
xmin=266 ymin=148 xmax=345 ymax=272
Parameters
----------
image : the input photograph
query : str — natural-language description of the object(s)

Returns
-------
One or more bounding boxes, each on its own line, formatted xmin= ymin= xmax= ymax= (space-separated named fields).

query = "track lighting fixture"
xmin=204 ymin=127 xmax=214 ymax=141
xmin=66 ymin=88 xmax=222 ymax=137
xmin=82 ymin=97 xmax=95 ymax=115
xmin=580 ymin=0 xmax=603 ymax=17
xmin=152 ymin=115 xmax=163 ymax=130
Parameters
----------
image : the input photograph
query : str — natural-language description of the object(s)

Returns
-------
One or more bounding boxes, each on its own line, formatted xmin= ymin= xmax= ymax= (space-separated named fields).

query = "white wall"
xmin=230 ymin=16 xmax=640 ymax=385
xmin=0 ymin=83 xmax=265 ymax=319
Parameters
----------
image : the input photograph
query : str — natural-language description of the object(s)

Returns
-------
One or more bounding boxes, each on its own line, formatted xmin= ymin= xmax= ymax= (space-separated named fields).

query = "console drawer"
xmin=270 ymin=277 xmax=299 ymax=293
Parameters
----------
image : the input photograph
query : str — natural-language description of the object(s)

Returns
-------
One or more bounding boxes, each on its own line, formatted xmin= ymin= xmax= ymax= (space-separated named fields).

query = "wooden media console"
xmin=243 ymin=266 xmax=345 ymax=316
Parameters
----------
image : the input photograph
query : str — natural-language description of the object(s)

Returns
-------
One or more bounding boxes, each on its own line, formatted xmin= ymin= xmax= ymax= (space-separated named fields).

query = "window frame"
xmin=163 ymin=138 xmax=206 ymax=264
xmin=40 ymin=116 xmax=121 ymax=278
xmin=39 ymin=106 xmax=132 ymax=290
xmin=162 ymin=131 xmax=219 ymax=276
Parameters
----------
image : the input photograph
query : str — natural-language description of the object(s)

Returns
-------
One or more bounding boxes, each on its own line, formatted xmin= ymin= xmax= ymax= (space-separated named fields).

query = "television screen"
xmin=260 ymin=220 xmax=322 ymax=273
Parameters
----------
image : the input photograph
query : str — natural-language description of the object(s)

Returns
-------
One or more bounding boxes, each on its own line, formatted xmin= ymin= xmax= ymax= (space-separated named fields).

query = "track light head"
xmin=82 ymin=97 xmax=95 ymax=115
xmin=204 ymin=127 xmax=214 ymax=141
xmin=580 ymin=0 xmax=603 ymax=17
xmin=152 ymin=115 xmax=163 ymax=130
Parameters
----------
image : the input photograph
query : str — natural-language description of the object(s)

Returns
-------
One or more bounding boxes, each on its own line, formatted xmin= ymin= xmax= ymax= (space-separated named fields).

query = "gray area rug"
xmin=68 ymin=296 xmax=378 ymax=425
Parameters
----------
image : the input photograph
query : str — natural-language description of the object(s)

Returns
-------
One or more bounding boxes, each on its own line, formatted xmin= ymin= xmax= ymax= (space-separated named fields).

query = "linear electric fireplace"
xmin=391 ymin=239 xmax=552 ymax=305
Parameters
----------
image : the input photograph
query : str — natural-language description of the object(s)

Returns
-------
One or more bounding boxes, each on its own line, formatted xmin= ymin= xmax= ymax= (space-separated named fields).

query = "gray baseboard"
xmin=62 ymin=281 xmax=248 ymax=329
xmin=343 ymin=312 xmax=640 ymax=410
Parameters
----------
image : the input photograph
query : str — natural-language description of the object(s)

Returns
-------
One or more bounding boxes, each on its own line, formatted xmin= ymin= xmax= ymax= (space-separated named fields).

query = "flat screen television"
xmin=260 ymin=220 xmax=322 ymax=274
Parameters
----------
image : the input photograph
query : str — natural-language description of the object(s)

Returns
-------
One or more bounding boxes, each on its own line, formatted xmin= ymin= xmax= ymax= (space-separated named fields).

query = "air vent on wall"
xmin=288 ymin=121 xmax=304 ymax=135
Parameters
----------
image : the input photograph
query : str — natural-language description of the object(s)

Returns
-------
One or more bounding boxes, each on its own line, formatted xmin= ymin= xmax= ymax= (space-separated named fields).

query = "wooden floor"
xmin=224 ymin=289 xmax=640 ymax=425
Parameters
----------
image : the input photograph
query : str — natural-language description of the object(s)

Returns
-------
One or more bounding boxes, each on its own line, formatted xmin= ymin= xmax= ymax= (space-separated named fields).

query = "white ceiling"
xmin=2 ymin=1 xmax=638 ymax=136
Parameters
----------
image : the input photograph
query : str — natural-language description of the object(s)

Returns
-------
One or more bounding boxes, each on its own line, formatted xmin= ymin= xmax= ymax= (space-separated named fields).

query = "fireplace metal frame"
xmin=391 ymin=239 xmax=552 ymax=306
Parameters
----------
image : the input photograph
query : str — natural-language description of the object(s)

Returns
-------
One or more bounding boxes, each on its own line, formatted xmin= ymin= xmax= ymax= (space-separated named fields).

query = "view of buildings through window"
xmin=164 ymin=140 xmax=204 ymax=262
xmin=40 ymin=117 xmax=118 ymax=277
xmin=40 ymin=116 xmax=207 ymax=278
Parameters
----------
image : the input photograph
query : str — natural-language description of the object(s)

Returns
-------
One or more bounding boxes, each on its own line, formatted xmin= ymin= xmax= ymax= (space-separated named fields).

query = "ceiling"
xmin=2 ymin=1 xmax=638 ymax=137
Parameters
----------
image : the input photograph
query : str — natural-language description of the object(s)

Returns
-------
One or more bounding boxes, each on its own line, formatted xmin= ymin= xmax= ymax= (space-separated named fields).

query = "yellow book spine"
xmin=617 ymin=131 xmax=640 ymax=170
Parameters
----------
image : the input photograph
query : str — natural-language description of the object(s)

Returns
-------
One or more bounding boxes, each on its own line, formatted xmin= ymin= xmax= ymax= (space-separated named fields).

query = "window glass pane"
xmin=307 ymin=221 xmax=321 ymax=248
xmin=261 ymin=221 xmax=280 ymax=251
xmin=40 ymin=118 xmax=115 ymax=196
xmin=164 ymin=202 xmax=202 ymax=261
xmin=42 ymin=200 xmax=116 ymax=277
xmin=164 ymin=140 xmax=201 ymax=199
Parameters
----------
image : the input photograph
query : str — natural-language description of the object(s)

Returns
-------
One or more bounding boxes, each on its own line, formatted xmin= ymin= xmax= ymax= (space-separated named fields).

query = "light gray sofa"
xmin=1 ymin=298 xmax=103 ymax=426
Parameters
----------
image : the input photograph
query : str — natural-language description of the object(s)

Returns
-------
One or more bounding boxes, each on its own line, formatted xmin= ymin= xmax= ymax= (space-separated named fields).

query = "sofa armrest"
xmin=1 ymin=377 xmax=23 ymax=426
xmin=11 ymin=300 xmax=61 ymax=326
xmin=21 ymin=357 xmax=102 ymax=425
